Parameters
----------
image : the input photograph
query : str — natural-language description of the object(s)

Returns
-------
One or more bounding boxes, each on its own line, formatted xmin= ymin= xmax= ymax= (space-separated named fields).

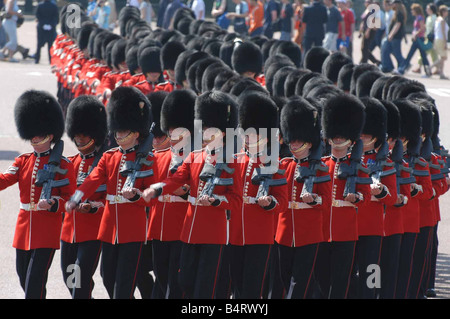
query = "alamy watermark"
xmin=366 ymin=4 xmax=382 ymax=29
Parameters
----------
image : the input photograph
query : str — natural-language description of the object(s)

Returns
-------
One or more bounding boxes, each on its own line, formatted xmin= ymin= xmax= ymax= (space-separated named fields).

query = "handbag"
xmin=427 ymin=31 xmax=435 ymax=43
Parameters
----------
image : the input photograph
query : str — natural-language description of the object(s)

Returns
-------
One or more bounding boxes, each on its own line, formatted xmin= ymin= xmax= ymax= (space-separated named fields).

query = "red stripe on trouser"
xmin=414 ymin=229 xmax=433 ymax=299
xmin=404 ymin=234 xmax=417 ymax=299
xmin=130 ymin=242 xmax=143 ymax=299
xmin=344 ymin=242 xmax=356 ymax=299
xmin=211 ymin=245 xmax=223 ymax=299
xmin=259 ymin=245 xmax=272 ymax=299
xmin=40 ymin=250 xmax=55 ymax=299
xmin=88 ymin=243 xmax=103 ymax=299
xmin=303 ymin=244 xmax=320 ymax=299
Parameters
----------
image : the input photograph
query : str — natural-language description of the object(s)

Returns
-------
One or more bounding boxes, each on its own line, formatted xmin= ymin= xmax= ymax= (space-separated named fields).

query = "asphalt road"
xmin=0 ymin=18 xmax=449 ymax=299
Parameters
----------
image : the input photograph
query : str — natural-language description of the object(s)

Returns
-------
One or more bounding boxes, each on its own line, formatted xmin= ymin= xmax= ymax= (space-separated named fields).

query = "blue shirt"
xmin=302 ymin=1 xmax=328 ymax=38
xmin=325 ymin=5 xmax=342 ymax=33
xmin=163 ymin=0 xmax=185 ymax=29
xmin=264 ymin=0 xmax=278 ymax=26
xmin=280 ymin=3 xmax=293 ymax=33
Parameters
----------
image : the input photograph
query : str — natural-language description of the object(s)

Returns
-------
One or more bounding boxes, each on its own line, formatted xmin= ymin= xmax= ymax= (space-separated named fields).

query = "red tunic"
xmin=383 ymin=157 xmax=411 ymax=237
xmin=419 ymin=153 xmax=447 ymax=228
xmin=322 ymin=155 xmax=372 ymax=242
xmin=61 ymin=153 xmax=106 ymax=244
xmin=0 ymin=151 xmax=76 ymax=250
xmin=75 ymin=146 xmax=158 ymax=244
xmin=148 ymin=148 xmax=188 ymax=242
xmin=276 ymin=157 xmax=330 ymax=247
xmin=158 ymin=149 xmax=243 ymax=245
xmin=358 ymin=150 xmax=398 ymax=237
xmin=403 ymin=155 xmax=433 ymax=233
xmin=229 ymin=153 xmax=288 ymax=246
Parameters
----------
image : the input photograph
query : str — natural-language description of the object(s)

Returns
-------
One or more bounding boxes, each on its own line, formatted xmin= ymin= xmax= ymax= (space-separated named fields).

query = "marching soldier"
xmin=65 ymin=86 xmax=158 ymax=299
xmin=392 ymin=99 xmax=433 ymax=299
xmin=277 ymin=96 xmax=331 ymax=299
xmin=229 ymin=91 xmax=288 ymax=299
xmin=61 ymin=95 xmax=108 ymax=299
xmin=315 ymin=93 xmax=371 ymax=299
xmin=142 ymin=91 xmax=243 ymax=299
xmin=134 ymin=46 xmax=164 ymax=95
xmin=0 ymin=90 xmax=76 ymax=299
xmin=408 ymin=98 xmax=446 ymax=299
xmin=155 ymin=41 xmax=187 ymax=93
xmin=355 ymin=97 xmax=398 ymax=299
xmin=379 ymin=99 xmax=407 ymax=299
xmin=149 ymin=89 xmax=196 ymax=299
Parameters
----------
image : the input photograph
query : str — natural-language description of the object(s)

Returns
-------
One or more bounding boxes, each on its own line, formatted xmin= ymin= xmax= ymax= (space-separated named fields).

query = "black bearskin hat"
xmin=160 ymin=89 xmax=197 ymax=135
xmin=369 ymin=75 xmax=390 ymax=99
xmin=322 ymin=93 xmax=365 ymax=142
xmin=147 ymin=91 xmax=169 ymax=138
xmin=355 ymin=70 xmax=383 ymax=98
xmin=280 ymin=96 xmax=321 ymax=148
xmin=350 ymin=63 xmax=380 ymax=95
xmin=321 ymin=51 xmax=352 ymax=84
xmin=14 ymin=90 xmax=64 ymax=143
xmin=392 ymin=99 xmax=422 ymax=151
xmin=360 ymin=97 xmax=387 ymax=148
xmin=232 ymin=41 xmax=263 ymax=75
xmin=273 ymin=41 xmax=302 ymax=68
xmin=272 ymin=66 xmax=297 ymax=98
xmin=284 ymin=69 xmax=310 ymax=98
xmin=160 ymin=40 xmax=186 ymax=71
xmin=66 ymin=95 xmax=107 ymax=146
xmin=195 ymin=91 xmax=239 ymax=132
xmin=379 ymin=100 xmax=401 ymax=141
xmin=336 ymin=63 xmax=354 ymax=92
xmin=304 ymin=46 xmax=330 ymax=73
xmin=238 ymin=91 xmax=279 ymax=136
xmin=107 ymin=86 xmax=152 ymax=138
xmin=111 ymin=38 xmax=128 ymax=69
xmin=139 ymin=46 xmax=162 ymax=74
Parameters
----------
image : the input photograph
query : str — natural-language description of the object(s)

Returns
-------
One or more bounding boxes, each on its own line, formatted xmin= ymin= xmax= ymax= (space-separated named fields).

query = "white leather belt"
xmin=243 ymin=196 xmax=257 ymax=204
xmin=106 ymin=194 xmax=130 ymax=204
xmin=331 ymin=199 xmax=356 ymax=208
xmin=288 ymin=201 xmax=314 ymax=209
xmin=20 ymin=203 xmax=43 ymax=211
xmin=158 ymin=195 xmax=187 ymax=203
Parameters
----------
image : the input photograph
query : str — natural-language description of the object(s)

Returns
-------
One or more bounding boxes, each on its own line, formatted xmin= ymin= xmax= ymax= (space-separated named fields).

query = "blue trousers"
xmin=381 ymin=38 xmax=405 ymax=72
xmin=399 ymin=37 xmax=429 ymax=73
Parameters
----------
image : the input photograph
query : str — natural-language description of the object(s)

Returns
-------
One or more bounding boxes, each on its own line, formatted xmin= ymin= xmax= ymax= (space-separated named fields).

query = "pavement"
xmin=0 ymin=17 xmax=449 ymax=299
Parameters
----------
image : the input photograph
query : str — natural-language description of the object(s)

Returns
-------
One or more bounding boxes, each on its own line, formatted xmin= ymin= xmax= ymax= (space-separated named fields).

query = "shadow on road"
xmin=0 ymin=151 xmax=20 ymax=161
xmin=435 ymin=253 xmax=450 ymax=299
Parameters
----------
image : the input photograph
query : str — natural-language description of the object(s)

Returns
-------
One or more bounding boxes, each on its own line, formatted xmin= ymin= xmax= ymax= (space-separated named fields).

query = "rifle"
xmin=297 ymin=143 xmax=330 ymax=204
xmin=367 ymin=141 xmax=396 ymax=185
xmin=421 ymin=136 xmax=444 ymax=181
xmin=251 ymin=164 xmax=287 ymax=200
xmin=119 ymin=128 xmax=155 ymax=191
xmin=405 ymin=138 xmax=428 ymax=177
xmin=199 ymin=161 xmax=235 ymax=202
xmin=76 ymin=144 xmax=108 ymax=193
xmin=438 ymin=146 xmax=450 ymax=175
xmin=391 ymin=139 xmax=416 ymax=194
xmin=35 ymin=140 xmax=70 ymax=203
xmin=337 ymin=139 xmax=373 ymax=198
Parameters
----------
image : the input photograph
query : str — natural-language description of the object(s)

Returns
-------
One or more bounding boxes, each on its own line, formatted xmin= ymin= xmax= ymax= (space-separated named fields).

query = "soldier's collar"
xmin=119 ymin=145 xmax=138 ymax=154
xmin=294 ymin=156 xmax=309 ymax=163
xmin=331 ymin=154 xmax=349 ymax=162
xmin=364 ymin=149 xmax=376 ymax=156
xmin=80 ymin=150 xmax=97 ymax=159
xmin=34 ymin=149 xmax=51 ymax=158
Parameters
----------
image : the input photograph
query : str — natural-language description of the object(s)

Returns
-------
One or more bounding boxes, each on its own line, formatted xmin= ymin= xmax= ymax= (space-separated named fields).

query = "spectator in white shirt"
xmin=191 ymin=0 xmax=205 ymax=20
